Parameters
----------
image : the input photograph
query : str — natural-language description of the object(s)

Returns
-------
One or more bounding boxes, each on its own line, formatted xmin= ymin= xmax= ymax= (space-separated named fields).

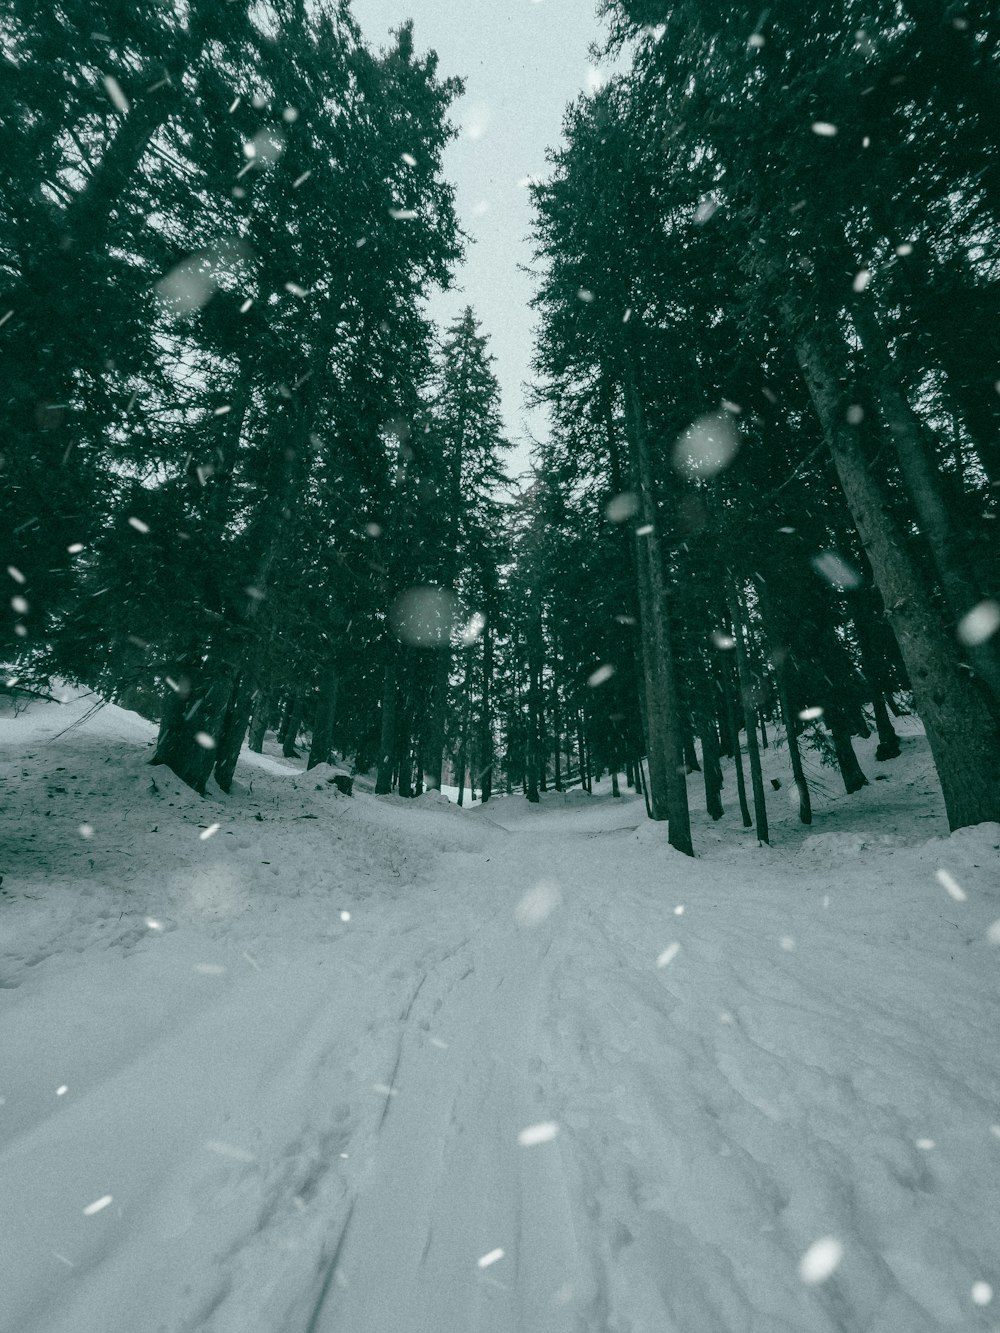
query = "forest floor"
xmin=1 ymin=691 xmax=999 ymax=1333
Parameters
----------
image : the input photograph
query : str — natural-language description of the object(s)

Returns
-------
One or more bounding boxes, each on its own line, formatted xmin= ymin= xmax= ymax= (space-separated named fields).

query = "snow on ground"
xmin=1 ymin=691 xmax=999 ymax=1332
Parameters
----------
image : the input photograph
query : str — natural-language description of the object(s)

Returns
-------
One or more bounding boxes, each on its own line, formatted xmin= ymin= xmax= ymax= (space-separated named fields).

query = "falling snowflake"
xmin=956 ymin=601 xmax=1000 ymax=647
xmin=103 ymin=75 xmax=129 ymax=114
xmin=587 ymin=664 xmax=615 ymax=687
xmin=517 ymin=1121 xmax=560 ymax=1146
xmin=811 ymin=551 xmax=862 ymax=590
xmin=605 ymin=492 xmax=639 ymax=523
xmin=83 ymin=1195 xmax=113 ymax=1217
xmin=799 ymin=1236 xmax=843 ymax=1283
xmin=673 ymin=412 xmax=741 ymax=478
xmin=515 ymin=881 xmax=561 ymax=925
xmin=935 ymin=868 xmax=966 ymax=902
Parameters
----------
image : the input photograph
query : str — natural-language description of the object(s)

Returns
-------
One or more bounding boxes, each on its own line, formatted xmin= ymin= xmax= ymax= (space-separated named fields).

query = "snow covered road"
xmin=2 ymin=696 xmax=999 ymax=1332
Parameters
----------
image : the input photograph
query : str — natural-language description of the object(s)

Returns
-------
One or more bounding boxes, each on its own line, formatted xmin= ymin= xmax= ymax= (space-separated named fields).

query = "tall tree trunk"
xmin=756 ymin=580 xmax=811 ymax=825
xmin=852 ymin=591 xmax=902 ymax=760
xmin=478 ymin=626 xmax=494 ymax=804
xmin=792 ymin=316 xmax=1000 ymax=830
xmin=870 ymin=692 xmax=901 ymax=762
xmin=307 ymin=670 xmax=339 ymax=771
xmin=281 ymin=695 xmax=302 ymax=759
xmin=826 ymin=704 xmax=869 ymax=795
xmin=553 ymin=685 xmax=563 ymax=792
xmin=622 ymin=356 xmax=693 ymax=854
xmin=851 ymin=299 xmax=1000 ymax=703
xmin=213 ymin=673 xmax=254 ymax=793
xmin=375 ymin=647 xmax=398 ymax=795
xmin=151 ymin=650 xmax=234 ymax=796
xmin=422 ymin=648 xmax=449 ymax=792
xmin=577 ymin=711 xmax=591 ymax=794
xmin=722 ymin=663 xmax=753 ymax=830
xmin=248 ymin=689 xmax=271 ymax=754
xmin=696 ymin=693 xmax=725 ymax=822
xmin=727 ymin=580 xmax=769 ymax=844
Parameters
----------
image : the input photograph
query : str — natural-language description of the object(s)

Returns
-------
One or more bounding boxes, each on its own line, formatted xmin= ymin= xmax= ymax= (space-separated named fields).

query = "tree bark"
xmin=826 ymin=704 xmax=869 ymax=795
xmin=214 ymin=674 xmax=253 ymax=793
xmin=307 ymin=670 xmax=339 ymax=770
xmin=478 ymin=625 xmax=494 ymax=804
xmin=375 ymin=646 xmax=398 ymax=795
xmin=697 ymin=705 xmax=724 ymax=821
xmin=281 ymin=695 xmax=302 ymax=758
xmin=792 ymin=316 xmax=1000 ymax=829
xmin=727 ymin=580 xmax=770 ymax=844
xmin=722 ymin=663 xmax=753 ymax=830
xmin=248 ymin=689 xmax=270 ymax=753
xmin=851 ymin=298 xmax=1000 ymax=703
xmin=622 ymin=356 xmax=693 ymax=854
xmin=756 ymin=578 xmax=812 ymax=824
xmin=151 ymin=652 xmax=234 ymax=796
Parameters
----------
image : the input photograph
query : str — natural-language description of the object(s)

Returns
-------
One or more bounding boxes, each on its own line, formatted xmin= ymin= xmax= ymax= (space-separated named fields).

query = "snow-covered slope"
xmin=1 ymin=692 xmax=998 ymax=1332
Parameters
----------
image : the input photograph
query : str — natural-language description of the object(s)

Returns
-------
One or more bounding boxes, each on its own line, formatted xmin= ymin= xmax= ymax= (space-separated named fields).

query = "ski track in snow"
xmin=1 ymin=693 xmax=999 ymax=1332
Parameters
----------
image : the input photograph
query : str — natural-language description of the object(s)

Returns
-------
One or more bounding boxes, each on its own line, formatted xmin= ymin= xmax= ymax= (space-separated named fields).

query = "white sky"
xmin=351 ymin=0 xmax=611 ymax=477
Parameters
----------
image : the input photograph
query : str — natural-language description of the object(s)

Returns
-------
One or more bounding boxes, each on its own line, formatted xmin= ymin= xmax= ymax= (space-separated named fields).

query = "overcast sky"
xmin=350 ymin=0 xmax=611 ymax=476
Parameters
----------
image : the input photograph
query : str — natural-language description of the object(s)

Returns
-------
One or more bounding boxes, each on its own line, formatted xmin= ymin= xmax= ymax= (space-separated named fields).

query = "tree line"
xmin=515 ymin=0 xmax=999 ymax=851
xmin=3 ymin=0 xmax=997 ymax=848
xmin=1 ymin=0 xmax=509 ymax=799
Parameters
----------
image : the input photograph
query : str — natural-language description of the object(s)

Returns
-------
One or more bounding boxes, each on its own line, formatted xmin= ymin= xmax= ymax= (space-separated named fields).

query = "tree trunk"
xmin=720 ymin=654 xmax=753 ymax=828
xmin=727 ymin=580 xmax=769 ymax=844
xmin=307 ymin=670 xmax=339 ymax=771
xmin=757 ymin=580 xmax=812 ymax=825
xmin=151 ymin=652 xmax=234 ymax=796
xmin=212 ymin=673 xmax=253 ymax=793
xmin=851 ymin=299 xmax=1000 ymax=703
xmin=622 ymin=356 xmax=693 ymax=854
xmin=792 ymin=316 xmax=1000 ymax=829
xmin=852 ymin=591 xmax=903 ymax=760
xmin=478 ymin=625 xmax=494 ymax=803
xmin=422 ymin=648 xmax=449 ymax=792
xmin=871 ymin=692 xmax=901 ymax=761
xmin=375 ymin=647 xmax=398 ymax=795
xmin=248 ymin=689 xmax=270 ymax=754
xmin=826 ymin=704 xmax=869 ymax=795
xmin=696 ymin=701 xmax=724 ymax=821
xmin=637 ymin=753 xmax=652 ymax=818
xmin=281 ymin=696 xmax=302 ymax=759
xmin=577 ymin=711 xmax=591 ymax=794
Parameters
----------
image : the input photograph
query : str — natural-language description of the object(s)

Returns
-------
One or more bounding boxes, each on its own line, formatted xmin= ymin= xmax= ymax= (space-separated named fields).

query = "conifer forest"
xmin=3 ymin=0 xmax=998 ymax=849
xmin=3 ymin=5 xmax=1000 ymax=1331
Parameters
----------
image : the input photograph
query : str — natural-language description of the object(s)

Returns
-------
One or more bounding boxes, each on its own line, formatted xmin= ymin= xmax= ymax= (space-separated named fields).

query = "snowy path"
xmin=308 ymin=814 xmax=1000 ymax=1333
xmin=2 ymin=696 xmax=999 ymax=1332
